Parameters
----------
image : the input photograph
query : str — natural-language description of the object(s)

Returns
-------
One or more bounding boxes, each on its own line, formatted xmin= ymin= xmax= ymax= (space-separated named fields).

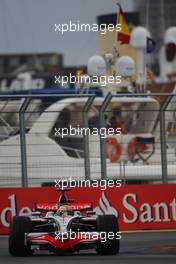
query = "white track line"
xmin=123 ymin=229 xmax=176 ymax=233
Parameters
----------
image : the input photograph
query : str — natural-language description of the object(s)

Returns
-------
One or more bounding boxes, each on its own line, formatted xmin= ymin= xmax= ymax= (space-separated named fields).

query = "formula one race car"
xmin=9 ymin=188 xmax=120 ymax=256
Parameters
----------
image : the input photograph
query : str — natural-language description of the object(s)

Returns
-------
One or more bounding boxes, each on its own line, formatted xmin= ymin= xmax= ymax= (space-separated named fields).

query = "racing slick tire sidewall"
xmin=96 ymin=215 xmax=120 ymax=255
xmin=8 ymin=216 xmax=32 ymax=256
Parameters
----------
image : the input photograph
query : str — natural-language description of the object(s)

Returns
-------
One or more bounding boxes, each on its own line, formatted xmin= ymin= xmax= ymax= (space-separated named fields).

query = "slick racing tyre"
xmin=96 ymin=215 xmax=120 ymax=255
xmin=9 ymin=216 xmax=32 ymax=256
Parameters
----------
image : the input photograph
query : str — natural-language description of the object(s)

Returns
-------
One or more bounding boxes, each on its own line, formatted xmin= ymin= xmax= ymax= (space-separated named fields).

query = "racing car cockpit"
xmin=56 ymin=205 xmax=74 ymax=217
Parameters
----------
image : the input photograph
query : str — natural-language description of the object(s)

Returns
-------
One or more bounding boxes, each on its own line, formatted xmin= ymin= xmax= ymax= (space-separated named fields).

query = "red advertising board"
xmin=0 ymin=185 xmax=176 ymax=234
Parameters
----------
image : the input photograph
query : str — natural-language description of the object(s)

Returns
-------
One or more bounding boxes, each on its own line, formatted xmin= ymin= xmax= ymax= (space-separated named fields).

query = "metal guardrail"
xmin=98 ymin=92 xmax=176 ymax=183
xmin=0 ymin=92 xmax=176 ymax=186
xmin=0 ymin=94 xmax=95 ymax=187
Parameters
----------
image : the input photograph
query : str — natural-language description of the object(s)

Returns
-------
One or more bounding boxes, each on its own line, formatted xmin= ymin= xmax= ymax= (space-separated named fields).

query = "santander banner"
xmin=0 ymin=185 xmax=176 ymax=234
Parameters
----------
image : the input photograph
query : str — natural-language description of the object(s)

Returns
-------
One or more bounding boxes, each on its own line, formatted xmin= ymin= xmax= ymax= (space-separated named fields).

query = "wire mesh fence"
xmin=0 ymin=93 xmax=175 ymax=187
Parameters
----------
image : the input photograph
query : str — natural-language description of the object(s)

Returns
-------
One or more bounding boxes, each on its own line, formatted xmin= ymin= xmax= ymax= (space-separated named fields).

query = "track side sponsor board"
xmin=0 ymin=185 xmax=176 ymax=234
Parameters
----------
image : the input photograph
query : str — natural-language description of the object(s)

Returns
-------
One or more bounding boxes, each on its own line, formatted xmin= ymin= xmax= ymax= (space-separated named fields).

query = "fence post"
xmin=82 ymin=95 xmax=95 ymax=180
xmin=99 ymin=92 xmax=112 ymax=179
xmin=159 ymin=110 xmax=168 ymax=183
xmin=159 ymin=94 xmax=173 ymax=183
xmin=19 ymin=98 xmax=31 ymax=187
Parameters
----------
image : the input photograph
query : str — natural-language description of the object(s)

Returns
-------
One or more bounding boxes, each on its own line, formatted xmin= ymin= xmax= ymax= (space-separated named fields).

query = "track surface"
xmin=0 ymin=231 xmax=176 ymax=263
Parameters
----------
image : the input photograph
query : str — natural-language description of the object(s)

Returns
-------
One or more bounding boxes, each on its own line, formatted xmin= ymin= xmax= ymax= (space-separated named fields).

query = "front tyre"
xmin=96 ymin=215 xmax=120 ymax=255
xmin=9 ymin=216 xmax=32 ymax=256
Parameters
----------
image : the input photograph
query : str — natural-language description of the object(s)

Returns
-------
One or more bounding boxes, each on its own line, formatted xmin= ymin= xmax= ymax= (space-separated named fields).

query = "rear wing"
xmin=34 ymin=203 xmax=57 ymax=211
xmin=68 ymin=202 xmax=93 ymax=211
xmin=34 ymin=202 xmax=93 ymax=212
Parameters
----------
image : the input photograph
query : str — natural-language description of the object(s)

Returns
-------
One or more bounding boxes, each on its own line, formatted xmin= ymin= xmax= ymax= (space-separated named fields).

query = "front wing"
xmin=26 ymin=232 xmax=101 ymax=250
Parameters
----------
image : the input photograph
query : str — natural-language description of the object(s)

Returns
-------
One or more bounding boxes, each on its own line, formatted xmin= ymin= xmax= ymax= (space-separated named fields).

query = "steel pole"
xmin=82 ymin=96 xmax=95 ymax=180
xmin=19 ymin=98 xmax=31 ymax=187
xmin=99 ymin=92 xmax=112 ymax=179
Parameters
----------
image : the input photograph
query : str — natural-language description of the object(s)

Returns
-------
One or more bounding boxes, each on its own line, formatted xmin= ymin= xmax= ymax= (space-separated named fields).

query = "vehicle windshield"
xmin=50 ymin=101 xmax=158 ymax=135
xmin=48 ymin=100 xmax=158 ymax=158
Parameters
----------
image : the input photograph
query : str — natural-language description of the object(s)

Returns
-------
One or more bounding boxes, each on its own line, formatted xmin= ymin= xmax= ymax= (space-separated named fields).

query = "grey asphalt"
xmin=0 ymin=231 xmax=176 ymax=263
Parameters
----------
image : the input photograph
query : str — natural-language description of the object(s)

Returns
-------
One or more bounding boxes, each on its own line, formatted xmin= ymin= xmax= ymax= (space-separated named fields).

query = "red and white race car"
xmin=9 ymin=189 xmax=120 ymax=256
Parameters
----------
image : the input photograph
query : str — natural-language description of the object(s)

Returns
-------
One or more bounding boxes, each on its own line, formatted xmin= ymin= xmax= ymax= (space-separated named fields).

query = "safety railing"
xmin=0 ymin=92 xmax=175 ymax=186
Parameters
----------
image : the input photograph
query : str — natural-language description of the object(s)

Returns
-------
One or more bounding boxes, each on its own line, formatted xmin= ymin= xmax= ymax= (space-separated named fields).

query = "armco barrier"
xmin=0 ymin=185 xmax=176 ymax=234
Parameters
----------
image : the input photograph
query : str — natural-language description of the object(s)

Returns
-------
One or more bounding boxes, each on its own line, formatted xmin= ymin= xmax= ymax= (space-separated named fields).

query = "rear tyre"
xmin=9 ymin=216 xmax=32 ymax=256
xmin=96 ymin=215 xmax=120 ymax=255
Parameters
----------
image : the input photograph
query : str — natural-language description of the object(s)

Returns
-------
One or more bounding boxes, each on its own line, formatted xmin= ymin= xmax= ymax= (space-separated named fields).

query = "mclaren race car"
xmin=9 ymin=188 xmax=120 ymax=256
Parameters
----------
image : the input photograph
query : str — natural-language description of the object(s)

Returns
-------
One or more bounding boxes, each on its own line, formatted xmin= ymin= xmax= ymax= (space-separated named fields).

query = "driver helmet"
xmin=57 ymin=205 xmax=73 ymax=217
